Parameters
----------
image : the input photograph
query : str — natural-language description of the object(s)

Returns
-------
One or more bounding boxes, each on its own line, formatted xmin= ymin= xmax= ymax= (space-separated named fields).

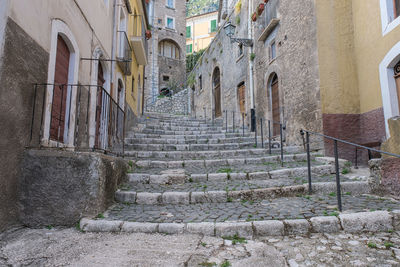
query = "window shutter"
xmin=186 ymin=26 xmax=191 ymax=38
xmin=210 ymin=20 xmax=217 ymax=32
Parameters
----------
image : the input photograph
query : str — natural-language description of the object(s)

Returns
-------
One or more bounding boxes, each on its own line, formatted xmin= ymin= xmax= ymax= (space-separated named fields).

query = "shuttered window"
xmin=210 ymin=19 xmax=217 ymax=32
xmin=186 ymin=44 xmax=193 ymax=53
xmin=186 ymin=26 xmax=191 ymax=38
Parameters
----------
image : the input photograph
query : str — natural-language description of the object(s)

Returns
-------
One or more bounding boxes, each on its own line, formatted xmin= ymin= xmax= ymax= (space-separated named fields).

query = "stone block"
xmin=215 ymin=222 xmax=253 ymax=239
xmin=136 ymin=160 xmax=150 ymax=168
xmin=270 ymin=169 xmax=290 ymax=179
xmin=227 ymin=158 xmax=245 ymax=165
xmin=159 ymin=223 xmax=185 ymax=234
xmin=310 ymin=216 xmax=340 ymax=233
xmin=162 ymin=192 xmax=190 ymax=204
xmin=151 ymin=161 xmax=168 ymax=168
xmin=121 ymin=222 xmax=158 ymax=233
xmin=208 ymin=173 xmax=227 ymax=181
xmin=136 ymin=192 xmax=162 ymax=204
xmin=186 ymin=222 xmax=215 ymax=236
xmin=249 ymin=172 xmax=269 ymax=180
xmin=128 ymin=173 xmax=150 ymax=184
xmin=115 ymin=191 xmax=136 ymax=203
xmin=205 ymin=159 xmax=227 ymax=167
xmin=168 ymin=161 xmax=184 ymax=168
xmin=149 ymin=175 xmax=169 ymax=184
xmin=253 ymin=220 xmax=285 ymax=236
xmin=284 ymin=219 xmax=311 ymax=235
xmin=80 ymin=219 xmax=122 ymax=232
xmin=339 ymin=211 xmax=393 ymax=233
xmin=229 ymin=173 xmax=247 ymax=180
xmin=392 ymin=210 xmax=400 ymax=230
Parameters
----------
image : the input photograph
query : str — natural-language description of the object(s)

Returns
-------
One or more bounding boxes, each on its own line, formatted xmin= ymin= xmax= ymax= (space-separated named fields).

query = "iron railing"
xmin=300 ymin=129 xmax=400 ymax=212
xmin=131 ymin=14 xmax=148 ymax=56
xmin=117 ymin=30 xmax=133 ymax=75
xmin=28 ymin=83 xmax=125 ymax=156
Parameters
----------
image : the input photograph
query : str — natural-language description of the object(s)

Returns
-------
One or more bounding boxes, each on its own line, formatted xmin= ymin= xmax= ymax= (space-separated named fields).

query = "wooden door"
xmin=50 ymin=35 xmax=70 ymax=142
xmin=238 ymin=84 xmax=246 ymax=114
xmin=213 ymin=68 xmax=221 ymax=117
xmin=395 ymin=61 xmax=400 ymax=112
xmin=95 ymin=63 xmax=105 ymax=148
xmin=271 ymin=77 xmax=280 ymax=136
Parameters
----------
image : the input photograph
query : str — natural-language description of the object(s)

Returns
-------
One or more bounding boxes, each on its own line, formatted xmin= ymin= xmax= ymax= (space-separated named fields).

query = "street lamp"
xmin=223 ymin=22 xmax=253 ymax=47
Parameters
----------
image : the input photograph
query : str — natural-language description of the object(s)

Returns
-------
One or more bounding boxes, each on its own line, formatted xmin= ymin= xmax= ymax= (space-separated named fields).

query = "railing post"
xmin=334 ymin=140 xmax=343 ymax=212
xmin=260 ymin=118 xmax=264 ymax=148
xmin=57 ymin=85 xmax=65 ymax=148
xmin=212 ymin=108 xmax=214 ymax=126
xmin=306 ymin=131 xmax=312 ymax=194
xmin=30 ymin=84 xmax=38 ymax=144
xmin=225 ymin=110 xmax=228 ymax=133
xmin=242 ymin=113 xmax=245 ymax=137
xmin=232 ymin=111 xmax=235 ymax=133
xmin=268 ymin=120 xmax=272 ymax=154
xmin=280 ymin=123 xmax=284 ymax=166
xmin=254 ymin=116 xmax=257 ymax=148
xmin=355 ymin=147 xmax=359 ymax=169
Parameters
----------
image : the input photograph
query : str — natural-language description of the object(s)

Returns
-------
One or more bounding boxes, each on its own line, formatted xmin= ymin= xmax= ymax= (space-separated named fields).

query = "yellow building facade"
xmin=186 ymin=11 xmax=218 ymax=54
xmin=316 ymin=0 xmax=400 ymax=147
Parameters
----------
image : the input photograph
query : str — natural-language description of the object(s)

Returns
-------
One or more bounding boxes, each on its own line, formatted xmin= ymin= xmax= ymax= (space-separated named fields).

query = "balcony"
xmin=258 ymin=0 xmax=279 ymax=42
xmin=117 ymin=30 xmax=133 ymax=75
xmin=130 ymin=15 xmax=148 ymax=65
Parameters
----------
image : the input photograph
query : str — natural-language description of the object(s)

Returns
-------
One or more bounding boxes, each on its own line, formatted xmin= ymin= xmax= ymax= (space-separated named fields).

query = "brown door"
xmin=213 ymin=68 xmax=221 ymax=117
xmin=271 ymin=76 xmax=280 ymax=136
xmin=395 ymin=61 xmax=400 ymax=110
xmin=95 ymin=63 xmax=105 ymax=148
xmin=238 ymin=83 xmax=246 ymax=114
xmin=50 ymin=35 xmax=70 ymax=142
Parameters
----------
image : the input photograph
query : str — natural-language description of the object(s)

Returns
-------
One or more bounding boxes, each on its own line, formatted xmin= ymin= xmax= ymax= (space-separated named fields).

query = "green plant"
xmin=235 ymin=0 xmax=242 ymax=14
xmin=96 ymin=213 xmax=105 ymax=219
xmin=188 ymin=177 xmax=193 ymax=183
xmin=236 ymin=16 xmax=241 ymax=25
xmin=330 ymin=211 xmax=339 ymax=217
xmin=222 ymin=234 xmax=247 ymax=245
xmin=328 ymin=192 xmax=336 ymax=197
xmin=217 ymin=168 xmax=233 ymax=174
xmin=367 ymin=242 xmax=377 ymax=249
xmin=201 ymin=242 xmax=207 ymax=247
xmin=344 ymin=161 xmax=352 ymax=168
xmin=227 ymin=197 xmax=233 ymax=202
xmin=341 ymin=168 xmax=350 ymax=175
xmin=384 ymin=242 xmax=394 ymax=249
xmin=46 ymin=225 xmax=53 ymax=230
xmin=345 ymin=192 xmax=351 ymax=196
xmin=250 ymin=53 xmax=256 ymax=61
xmin=388 ymin=229 xmax=394 ymax=233
xmin=221 ymin=260 xmax=231 ymax=267
xmin=75 ymin=222 xmax=83 ymax=232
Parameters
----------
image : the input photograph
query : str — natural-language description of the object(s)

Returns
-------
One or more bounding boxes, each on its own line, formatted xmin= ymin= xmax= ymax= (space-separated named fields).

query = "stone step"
xmin=138 ymin=125 xmax=226 ymax=132
xmin=125 ymin=147 xmax=303 ymax=160
xmin=81 ymin=200 xmax=399 ymax=237
xmin=114 ymin=181 xmax=371 ymax=205
xmin=127 ymin=164 xmax=338 ymax=184
xmin=125 ymin=142 xmax=276 ymax=151
xmin=125 ymin=136 xmax=275 ymax=145
xmin=126 ymin=132 xmax=254 ymax=139
xmin=138 ymin=129 xmax=240 ymax=135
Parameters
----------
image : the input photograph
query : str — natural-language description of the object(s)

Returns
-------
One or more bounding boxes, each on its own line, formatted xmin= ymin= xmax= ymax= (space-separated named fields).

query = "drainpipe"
xmin=248 ymin=0 xmax=256 ymax=131
xmin=111 ymin=0 xmax=118 ymax=99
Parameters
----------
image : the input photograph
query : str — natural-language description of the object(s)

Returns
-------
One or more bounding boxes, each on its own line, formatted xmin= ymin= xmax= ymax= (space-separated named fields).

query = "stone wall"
xmin=0 ymin=18 xmax=49 ymax=231
xmin=19 ymin=149 xmax=128 ymax=227
xmin=144 ymin=0 xmax=187 ymax=103
xmin=146 ymin=88 xmax=189 ymax=114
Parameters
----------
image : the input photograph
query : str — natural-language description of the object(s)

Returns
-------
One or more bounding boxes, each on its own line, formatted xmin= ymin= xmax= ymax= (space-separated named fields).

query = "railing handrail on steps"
xmin=300 ymin=129 xmax=400 ymax=212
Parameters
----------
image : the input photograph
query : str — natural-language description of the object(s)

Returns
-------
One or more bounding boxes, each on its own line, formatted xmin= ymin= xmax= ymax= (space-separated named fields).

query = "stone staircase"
xmin=145 ymin=89 xmax=189 ymax=115
xmin=81 ymin=113 xmax=400 ymax=237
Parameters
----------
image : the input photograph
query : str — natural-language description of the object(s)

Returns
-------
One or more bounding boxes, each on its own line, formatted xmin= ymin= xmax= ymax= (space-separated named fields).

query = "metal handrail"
xmin=300 ymin=129 xmax=400 ymax=212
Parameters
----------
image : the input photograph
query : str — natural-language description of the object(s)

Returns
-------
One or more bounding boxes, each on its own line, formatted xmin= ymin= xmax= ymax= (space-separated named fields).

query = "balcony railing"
xmin=117 ymin=30 xmax=133 ymax=75
xmin=28 ymin=83 xmax=125 ymax=156
xmin=130 ymin=14 xmax=148 ymax=65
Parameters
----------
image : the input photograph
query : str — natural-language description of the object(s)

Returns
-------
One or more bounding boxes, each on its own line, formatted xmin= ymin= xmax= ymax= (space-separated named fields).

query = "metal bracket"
xmin=229 ymin=37 xmax=253 ymax=47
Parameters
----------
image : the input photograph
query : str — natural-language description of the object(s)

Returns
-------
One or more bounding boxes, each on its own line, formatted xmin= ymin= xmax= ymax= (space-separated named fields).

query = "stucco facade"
xmin=186 ymin=11 xmax=218 ymax=53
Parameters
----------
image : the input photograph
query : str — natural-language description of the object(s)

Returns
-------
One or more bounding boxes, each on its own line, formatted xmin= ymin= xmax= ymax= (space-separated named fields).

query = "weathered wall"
xmin=146 ymin=88 xmax=188 ymax=114
xmin=253 ymin=0 xmax=322 ymax=146
xmin=192 ymin=0 xmax=250 ymax=127
xmin=19 ymin=150 xmax=128 ymax=227
xmin=144 ymin=0 xmax=187 ymax=103
xmin=0 ymin=18 xmax=49 ymax=231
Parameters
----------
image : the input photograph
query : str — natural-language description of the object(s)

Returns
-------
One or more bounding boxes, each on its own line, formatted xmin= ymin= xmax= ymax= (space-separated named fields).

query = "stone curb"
xmin=80 ymin=210 xmax=399 ymax=237
xmin=115 ymin=182 xmax=370 ymax=205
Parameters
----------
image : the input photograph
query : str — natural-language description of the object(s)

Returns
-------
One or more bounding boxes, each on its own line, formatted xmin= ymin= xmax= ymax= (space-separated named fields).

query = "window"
xmin=131 ymin=76 xmax=135 ymax=96
xmin=163 ymin=75 xmax=170 ymax=81
xmin=166 ymin=0 xmax=174 ymax=8
xmin=210 ymin=19 xmax=217 ymax=32
xmin=159 ymin=40 xmax=180 ymax=59
xmin=186 ymin=26 xmax=191 ymax=38
xmin=199 ymin=75 xmax=202 ymax=90
xmin=380 ymin=0 xmax=400 ymax=35
xmin=158 ymin=18 xmax=163 ymax=25
xmin=269 ymin=41 xmax=276 ymax=61
xmin=395 ymin=0 xmax=400 ymax=19
xmin=166 ymin=17 xmax=175 ymax=29
xmin=186 ymin=44 xmax=193 ymax=53
xmin=238 ymin=43 xmax=243 ymax=58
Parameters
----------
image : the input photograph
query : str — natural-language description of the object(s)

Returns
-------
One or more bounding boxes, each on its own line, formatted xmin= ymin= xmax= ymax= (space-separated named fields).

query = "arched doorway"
xmin=212 ymin=67 xmax=221 ymax=117
xmin=237 ymin=82 xmax=246 ymax=115
xmin=95 ymin=62 xmax=106 ymax=148
xmin=269 ymin=73 xmax=280 ymax=136
xmin=395 ymin=60 xmax=400 ymax=110
xmin=50 ymin=35 xmax=70 ymax=143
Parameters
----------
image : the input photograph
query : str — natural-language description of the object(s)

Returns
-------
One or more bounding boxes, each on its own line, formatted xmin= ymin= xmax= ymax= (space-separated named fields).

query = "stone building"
xmin=144 ymin=0 xmax=187 ymax=104
xmin=0 ymin=0 xmax=154 ymax=231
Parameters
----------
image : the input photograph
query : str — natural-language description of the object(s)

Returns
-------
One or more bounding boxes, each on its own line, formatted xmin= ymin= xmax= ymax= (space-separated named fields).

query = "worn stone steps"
xmin=138 ymin=125 xmax=225 ymax=131
xmin=125 ymin=142 xmax=278 ymax=151
xmin=125 ymin=136 xmax=275 ymax=145
xmin=126 ymin=132 xmax=253 ymax=139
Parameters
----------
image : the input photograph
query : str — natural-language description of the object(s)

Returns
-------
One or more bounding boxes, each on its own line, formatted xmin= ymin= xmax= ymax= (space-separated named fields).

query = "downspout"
xmin=248 ymin=0 xmax=256 ymax=131
xmin=111 ymin=0 xmax=118 ymax=99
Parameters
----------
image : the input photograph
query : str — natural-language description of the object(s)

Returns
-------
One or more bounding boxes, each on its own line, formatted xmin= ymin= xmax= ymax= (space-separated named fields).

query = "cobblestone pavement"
xmin=130 ymin=160 xmax=323 ymax=175
xmin=121 ymin=175 xmax=356 ymax=193
xmin=1 ymin=227 xmax=399 ymax=266
xmin=105 ymin=194 xmax=399 ymax=223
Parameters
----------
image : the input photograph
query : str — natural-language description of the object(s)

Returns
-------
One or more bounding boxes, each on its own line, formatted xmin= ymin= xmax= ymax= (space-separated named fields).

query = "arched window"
xmin=159 ymin=40 xmax=180 ymax=59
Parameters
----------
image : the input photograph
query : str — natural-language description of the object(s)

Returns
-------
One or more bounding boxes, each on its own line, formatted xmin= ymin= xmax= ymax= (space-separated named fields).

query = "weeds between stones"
xmin=222 ymin=234 xmax=247 ymax=245
xmin=96 ymin=213 xmax=105 ymax=219
xmin=367 ymin=242 xmax=377 ymax=249
xmin=220 ymin=260 xmax=231 ymax=267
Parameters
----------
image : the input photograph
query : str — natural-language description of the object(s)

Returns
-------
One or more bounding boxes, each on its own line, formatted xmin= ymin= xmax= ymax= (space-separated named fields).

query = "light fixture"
xmin=223 ymin=21 xmax=253 ymax=47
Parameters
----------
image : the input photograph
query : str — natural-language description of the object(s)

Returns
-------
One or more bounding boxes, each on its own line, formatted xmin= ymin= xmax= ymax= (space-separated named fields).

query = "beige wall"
xmin=186 ymin=12 xmax=218 ymax=53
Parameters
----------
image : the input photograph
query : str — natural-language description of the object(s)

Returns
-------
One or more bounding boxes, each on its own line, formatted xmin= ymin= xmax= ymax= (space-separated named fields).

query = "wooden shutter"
xmin=186 ymin=26 xmax=191 ymax=38
xmin=50 ymin=35 xmax=70 ymax=142
xmin=211 ymin=20 xmax=217 ymax=32
xmin=238 ymin=84 xmax=245 ymax=114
